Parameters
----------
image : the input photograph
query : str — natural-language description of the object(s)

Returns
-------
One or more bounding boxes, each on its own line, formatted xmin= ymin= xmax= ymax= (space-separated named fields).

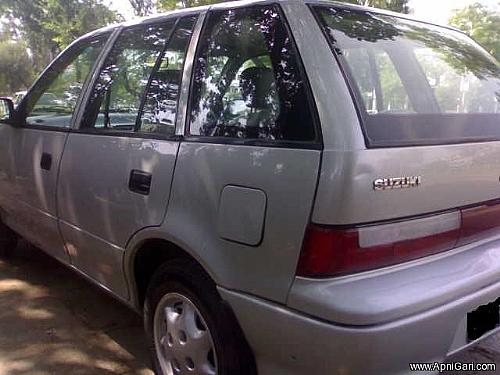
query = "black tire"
xmin=0 ymin=221 xmax=18 ymax=257
xmin=144 ymin=258 xmax=256 ymax=375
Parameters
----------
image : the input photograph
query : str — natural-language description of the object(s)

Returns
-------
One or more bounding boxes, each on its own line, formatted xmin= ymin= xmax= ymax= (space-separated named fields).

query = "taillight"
xmin=459 ymin=203 xmax=500 ymax=246
xmin=297 ymin=199 xmax=500 ymax=277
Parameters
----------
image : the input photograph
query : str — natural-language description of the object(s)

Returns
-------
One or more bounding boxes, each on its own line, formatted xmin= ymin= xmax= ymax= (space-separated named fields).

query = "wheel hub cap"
xmin=154 ymin=293 xmax=218 ymax=375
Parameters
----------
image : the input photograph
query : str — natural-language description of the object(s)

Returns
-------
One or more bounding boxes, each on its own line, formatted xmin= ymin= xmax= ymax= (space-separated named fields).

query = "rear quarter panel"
xmin=156 ymin=142 xmax=321 ymax=303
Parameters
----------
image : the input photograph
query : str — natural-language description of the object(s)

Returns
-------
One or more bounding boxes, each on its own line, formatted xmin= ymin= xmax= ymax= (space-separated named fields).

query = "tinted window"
xmin=23 ymin=36 xmax=107 ymax=128
xmin=0 ymin=101 xmax=10 ymax=121
xmin=139 ymin=16 xmax=197 ymax=135
xmin=314 ymin=6 xmax=500 ymax=146
xmin=189 ymin=5 xmax=316 ymax=142
xmin=344 ymin=48 xmax=414 ymax=114
xmin=83 ymin=22 xmax=175 ymax=131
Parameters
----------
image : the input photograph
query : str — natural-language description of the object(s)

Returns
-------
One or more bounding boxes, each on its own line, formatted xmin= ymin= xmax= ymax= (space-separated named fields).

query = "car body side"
xmin=1 ymin=1 xmax=500 ymax=375
xmin=121 ymin=0 xmax=362 ymax=309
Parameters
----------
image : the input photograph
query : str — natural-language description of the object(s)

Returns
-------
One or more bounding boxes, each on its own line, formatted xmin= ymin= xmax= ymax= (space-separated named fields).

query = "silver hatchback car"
xmin=0 ymin=1 xmax=499 ymax=374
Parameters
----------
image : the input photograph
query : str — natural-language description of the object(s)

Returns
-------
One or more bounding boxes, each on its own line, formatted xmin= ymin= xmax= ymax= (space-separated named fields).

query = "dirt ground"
xmin=0 ymin=241 xmax=498 ymax=375
xmin=0 ymin=241 xmax=152 ymax=375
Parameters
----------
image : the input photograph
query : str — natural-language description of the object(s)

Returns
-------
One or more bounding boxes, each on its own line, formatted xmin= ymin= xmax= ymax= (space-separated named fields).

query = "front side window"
xmin=188 ymin=5 xmax=317 ymax=143
xmin=23 ymin=36 xmax=108 ymax=128
xmin=314 ymin=6 xmax=500 ymax=146
xmin=82 ymin=16 xmax=196 ymax=135
xmin=82 ymin=22 xmax=176 ymax=132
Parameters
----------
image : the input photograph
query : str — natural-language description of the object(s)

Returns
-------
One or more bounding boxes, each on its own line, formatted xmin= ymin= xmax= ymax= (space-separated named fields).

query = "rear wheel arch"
xmin=144 ymin=257 xmax=257 ymax=375
xmin=126 ymin=237 xmax=217 ymax=310
xmin=128 ymin=238 xmax=258 ymax=374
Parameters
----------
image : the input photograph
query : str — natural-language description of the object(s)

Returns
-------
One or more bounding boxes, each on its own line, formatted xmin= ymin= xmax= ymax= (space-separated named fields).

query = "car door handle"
xmin=40 ymin=153 xmax=52 ymax=171
xmin=129 ymin=170 xmax=152 ymax=195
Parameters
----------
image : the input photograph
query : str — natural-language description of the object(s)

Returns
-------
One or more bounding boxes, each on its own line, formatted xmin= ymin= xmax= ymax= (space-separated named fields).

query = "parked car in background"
xmin=0 ymin=1 xmax=499 ymax=374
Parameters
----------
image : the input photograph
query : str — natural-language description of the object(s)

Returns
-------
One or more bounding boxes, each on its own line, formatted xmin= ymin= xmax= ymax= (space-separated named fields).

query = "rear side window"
xmin=313 ymin=6 xmax=500 ymax=147
xmin=188 ymin=5 xmax=317 ymax=143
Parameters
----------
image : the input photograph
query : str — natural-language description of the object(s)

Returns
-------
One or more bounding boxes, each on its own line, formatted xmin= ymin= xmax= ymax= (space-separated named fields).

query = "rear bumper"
xmin=220 ymin=283 xmax=500 ymax=375
xmin=287 ymin=235 xmax=500 ymax=326
xmin=219 ymin=238 xmax=500 ymax=374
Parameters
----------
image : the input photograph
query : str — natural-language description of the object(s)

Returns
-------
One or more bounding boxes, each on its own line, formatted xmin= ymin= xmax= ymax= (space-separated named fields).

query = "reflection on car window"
xmin=13 ymin=91 xmax=27 ymax=107
xmin=25 ymin=36 xmax=107 ymax=128
xmin=414 ymin=48 xmax=497 ymax=113
xmin=189 ymin=5 xmax=316 ymax=142
xmin=0 ymin=101 xmax=9 ymax=121
xmin=220 ymin=55 xmax=280 ymax=135
xmin=83 ymin=22 xmax=175 ymax=132
xmin=314 ymin=6 xmax=500 ymax=146
xmin=344 ymin=48 xmax=414 ymax=114
xmin=316 ymin=7 xmax=500 ymax=114
xmin=139 ymin=16 xmax=197 ymax=135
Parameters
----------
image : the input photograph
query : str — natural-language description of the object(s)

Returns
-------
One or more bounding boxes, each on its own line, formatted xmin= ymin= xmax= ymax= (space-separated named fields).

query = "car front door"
xmin=57 ymin=16 xmax=198 ymax=298
xmin=0 ymin=34 xmax=108 ymax=262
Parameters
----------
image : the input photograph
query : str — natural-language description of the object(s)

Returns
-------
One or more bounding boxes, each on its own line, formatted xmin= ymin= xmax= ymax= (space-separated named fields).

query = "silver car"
xmin=0 ymin=1 xmax=499 ymax=374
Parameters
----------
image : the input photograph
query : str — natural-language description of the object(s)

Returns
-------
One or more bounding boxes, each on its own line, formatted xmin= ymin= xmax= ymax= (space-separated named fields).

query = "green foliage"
xmin=129 ymin=0 xmax=155 ymax=16
xmin=157 ymin=0 xmax=411 ymax=12
xmin=157 ymin=0 xmax=410 ymax=12
xmin=158 ymin=0 xmax=228 ymax=11
xmin=449 ymin=3 xmax=500 ymax=62
xmin=0 ymin=0 xmax=122 ymax=72
xmin=0 ymin=40 xmax=35 ymax=96
xmin=0 ymin=0 xmax=56 ymax=71
xmin=42 ymin=0 xmax=122 ymax=47
xmin=343 ymin=0 xmax=410 ymax=14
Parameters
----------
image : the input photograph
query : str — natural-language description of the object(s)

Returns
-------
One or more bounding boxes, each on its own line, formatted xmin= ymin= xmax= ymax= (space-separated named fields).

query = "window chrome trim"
xmin=176 ymin=11 xmax=207 ymax=137
xmin=183 ymin=136 xmax=322 ymax=150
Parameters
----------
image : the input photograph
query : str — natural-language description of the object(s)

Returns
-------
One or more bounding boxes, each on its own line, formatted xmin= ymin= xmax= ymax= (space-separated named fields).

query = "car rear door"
xmin=57 ymin=15 xmax=198 ymax=298
xmin=0 ymin=34 xmax=108 ymax=262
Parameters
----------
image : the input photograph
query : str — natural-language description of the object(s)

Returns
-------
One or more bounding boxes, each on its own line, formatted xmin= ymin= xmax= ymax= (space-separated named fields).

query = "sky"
xmin=410 ymin=0 xmax=499 ymax=24
xmin=106 ymin=0 xmax=500 ymax=25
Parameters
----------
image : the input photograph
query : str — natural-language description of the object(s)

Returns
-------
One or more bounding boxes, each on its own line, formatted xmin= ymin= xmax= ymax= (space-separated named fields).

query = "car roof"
xmin=78 ymin=0 xmax=463 ymax=42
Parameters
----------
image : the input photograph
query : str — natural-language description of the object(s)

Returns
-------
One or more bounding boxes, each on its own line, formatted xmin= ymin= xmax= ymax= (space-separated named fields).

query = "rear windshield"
xmin=313 ymin=6 xmax=500 ymax=147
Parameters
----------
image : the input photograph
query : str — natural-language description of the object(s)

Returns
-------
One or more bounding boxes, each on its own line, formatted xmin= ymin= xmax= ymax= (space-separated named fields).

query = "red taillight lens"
xmin=297 ymin=211 xmax=462 ymax=277
xmin=297 ymin=199 xmax=500 ymax=278
xmin=459 ymin=203 xmax=500 ymax=246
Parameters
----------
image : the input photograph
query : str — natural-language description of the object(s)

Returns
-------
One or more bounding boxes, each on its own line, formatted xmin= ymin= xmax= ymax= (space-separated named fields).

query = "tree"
xmin=129 ymin=0 xmax=155 ymax=16
xmin=344 ymin=0 xmax=410 ymax=14
xmin=42 ymin=0 xmax=122 ymax=47
xmin=0 ymin=0 xmax=122 ymax=71
xmin=0 ymin=40 xmax=35 ymax=96
xmin=449 ymin=3 xmax=500 ymax=62
xmin=0 ymin=0 xmax=57 ymax=72
xmin=157 ymin=0 xmax=410 ymax=12
xmin=158 ymin=0 xmax=227 ymax=11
